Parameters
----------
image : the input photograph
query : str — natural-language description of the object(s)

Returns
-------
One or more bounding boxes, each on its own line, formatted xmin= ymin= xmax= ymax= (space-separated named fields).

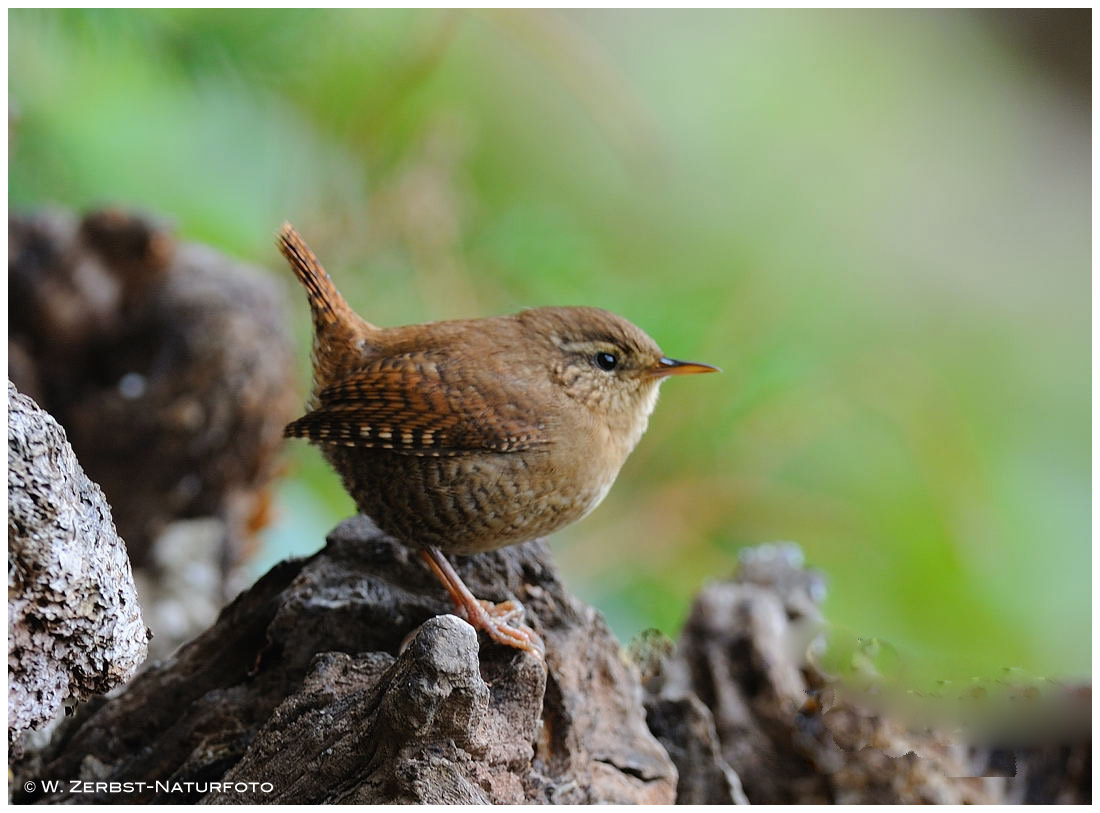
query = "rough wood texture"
xmin=12 ymin=520 xmax=1089 ymax=803
xmin=8 ymin=382 xmax=148 ymax=746
xmin=15 ymin=516 xmax=675 ymax=804
xmin=644 ymin=690 xmax=749 ymax=804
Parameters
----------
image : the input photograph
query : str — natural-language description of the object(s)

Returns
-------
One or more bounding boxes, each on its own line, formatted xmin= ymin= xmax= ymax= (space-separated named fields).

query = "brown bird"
xmin=279 ymin=223 xmax=717 ymax=657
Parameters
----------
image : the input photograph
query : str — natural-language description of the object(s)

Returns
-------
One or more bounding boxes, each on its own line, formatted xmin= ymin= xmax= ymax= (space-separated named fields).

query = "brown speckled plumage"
xmin=279 ymin=223 xmax=717 ymax=653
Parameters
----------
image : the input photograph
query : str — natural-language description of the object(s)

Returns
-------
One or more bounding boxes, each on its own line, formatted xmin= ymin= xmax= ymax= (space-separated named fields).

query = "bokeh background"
xmin=9 ymin=9 xmax=1090 ymax=684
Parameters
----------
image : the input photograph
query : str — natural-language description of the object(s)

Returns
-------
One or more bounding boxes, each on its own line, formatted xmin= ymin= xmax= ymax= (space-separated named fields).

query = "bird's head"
xmin=518 ymin=306 xmax=718 ymax=447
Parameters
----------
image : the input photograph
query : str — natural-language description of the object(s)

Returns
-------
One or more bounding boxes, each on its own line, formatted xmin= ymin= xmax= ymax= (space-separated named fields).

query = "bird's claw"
xmin=460 ymin=598 xmax=544 ymax=659
xmin=477 ymin=598 xmax=526 ymax=624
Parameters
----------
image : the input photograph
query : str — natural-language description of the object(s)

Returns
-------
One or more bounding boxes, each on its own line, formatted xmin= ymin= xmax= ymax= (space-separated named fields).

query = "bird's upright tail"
xmin=277 ymin=223 xmax=370 ymax=333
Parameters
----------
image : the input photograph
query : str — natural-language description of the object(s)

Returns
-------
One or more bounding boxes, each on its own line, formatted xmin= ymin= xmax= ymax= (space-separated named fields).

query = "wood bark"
xmin=8 ymin=382 xmax=148 ymax=746
xmin=16 ymin=517 xmax=675 ymax=804
xmin=11 ymin=518 xmax=1089 ymax=804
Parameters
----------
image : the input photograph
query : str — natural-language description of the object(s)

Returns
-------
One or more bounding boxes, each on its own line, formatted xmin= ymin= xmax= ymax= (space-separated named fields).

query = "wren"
xmin=279 ymin=223 xmax=717 ymax=657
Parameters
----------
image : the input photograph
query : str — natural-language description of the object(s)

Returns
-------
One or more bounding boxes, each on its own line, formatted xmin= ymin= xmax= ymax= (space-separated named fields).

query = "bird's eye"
xmin=594 ymin=351 xmax=618 ymax=371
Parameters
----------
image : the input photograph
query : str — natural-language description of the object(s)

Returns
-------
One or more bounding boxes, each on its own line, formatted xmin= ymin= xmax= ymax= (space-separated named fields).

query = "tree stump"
xmin=15 ymin=516 xmax=675 ymax=804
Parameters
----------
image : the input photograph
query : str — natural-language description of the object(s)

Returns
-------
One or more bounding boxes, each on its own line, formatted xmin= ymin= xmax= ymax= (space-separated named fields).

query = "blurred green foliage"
xmin=10 ymin=9 xmax=1089 ymax=683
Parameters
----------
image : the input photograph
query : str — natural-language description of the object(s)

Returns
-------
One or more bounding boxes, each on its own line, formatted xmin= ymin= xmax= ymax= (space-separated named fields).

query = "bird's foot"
xmin=477 ymin=598 xmax=525 ymax=624
xmin=418 ymin=547 xmax=545 ymax=659
xmin=461 ymin=598 xmax=545 ymax=659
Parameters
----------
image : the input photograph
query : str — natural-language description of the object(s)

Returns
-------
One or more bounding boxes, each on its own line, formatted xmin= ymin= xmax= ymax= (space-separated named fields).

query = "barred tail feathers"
xmin=277 ymin=223 xmax=368 ymax=332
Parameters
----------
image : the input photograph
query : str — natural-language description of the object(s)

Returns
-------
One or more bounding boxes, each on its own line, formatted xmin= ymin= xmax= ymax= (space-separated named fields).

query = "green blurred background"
xmin=9 ymin=9 xmax=1090 ymax=684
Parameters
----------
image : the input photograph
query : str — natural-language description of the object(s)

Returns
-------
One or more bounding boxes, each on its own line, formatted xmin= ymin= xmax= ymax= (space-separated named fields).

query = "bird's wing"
xmin=284 ymin=353 xmax=549 ymax=456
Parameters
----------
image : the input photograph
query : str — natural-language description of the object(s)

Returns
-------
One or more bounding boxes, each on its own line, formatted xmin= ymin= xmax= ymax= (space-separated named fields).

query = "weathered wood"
xmin=8 ymin=382 xmax=148 ymax=746
xmin=12 ymin=518 xmax=1089 ymax=804
xmin=16 ymin=516 xmax=676 ymax=804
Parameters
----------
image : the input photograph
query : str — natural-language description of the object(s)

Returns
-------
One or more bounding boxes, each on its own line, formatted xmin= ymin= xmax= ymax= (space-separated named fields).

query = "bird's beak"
xmin=648 ymin=357 xmax=721 ymax=378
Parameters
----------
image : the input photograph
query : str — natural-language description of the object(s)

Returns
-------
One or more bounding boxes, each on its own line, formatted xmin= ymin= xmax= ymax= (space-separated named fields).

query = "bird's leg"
xmin=418 ymin=548 xmax=544 ymax=659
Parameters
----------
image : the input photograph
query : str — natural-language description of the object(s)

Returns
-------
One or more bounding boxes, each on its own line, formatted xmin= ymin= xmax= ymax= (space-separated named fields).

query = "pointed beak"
xmin=648 ymin=357 xmax=722 ymax=378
